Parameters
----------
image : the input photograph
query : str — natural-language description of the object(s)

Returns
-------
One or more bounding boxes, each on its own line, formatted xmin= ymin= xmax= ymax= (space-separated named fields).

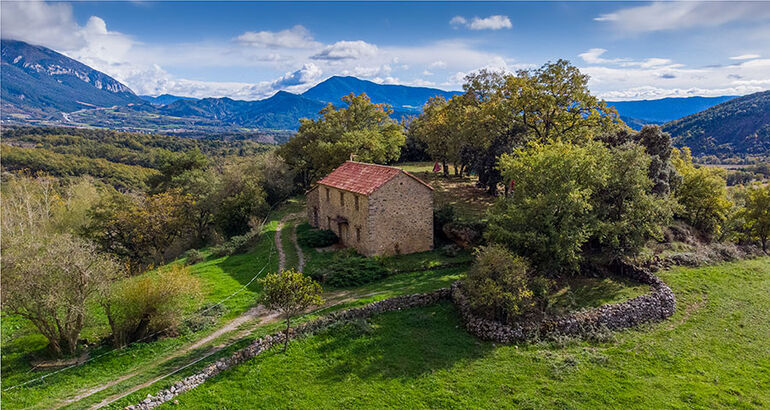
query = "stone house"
xmin=306 ymin=161 xmax=434 ymax=257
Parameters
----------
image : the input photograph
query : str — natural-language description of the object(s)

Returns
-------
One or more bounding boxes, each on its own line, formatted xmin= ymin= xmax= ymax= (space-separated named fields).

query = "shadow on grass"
xmin=312 ymin=302 xmax=491 ymax=382
xmin=547 ymin=274 xmax=650 ymax=315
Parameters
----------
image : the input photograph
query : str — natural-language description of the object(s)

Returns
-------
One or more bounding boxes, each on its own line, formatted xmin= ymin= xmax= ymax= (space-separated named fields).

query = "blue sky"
xmin=3 ymin=1 xmax=770 ymax=100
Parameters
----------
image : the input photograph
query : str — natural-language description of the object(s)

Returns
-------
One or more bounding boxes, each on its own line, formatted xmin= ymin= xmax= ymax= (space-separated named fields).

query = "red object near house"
xmin=433 ymin=162 xmax=441 ymax=173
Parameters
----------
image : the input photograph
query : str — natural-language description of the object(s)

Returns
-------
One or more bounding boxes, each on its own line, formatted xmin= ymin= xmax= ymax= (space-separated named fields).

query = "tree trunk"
xmin=442 ymin=161 xmax=449 ymax=177
xmin=283 ymin=316 xmax=291 ymax=353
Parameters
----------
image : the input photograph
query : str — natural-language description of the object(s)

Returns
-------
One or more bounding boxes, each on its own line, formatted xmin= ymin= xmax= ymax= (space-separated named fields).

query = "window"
xmin=327 ymin=216 xmax=331 ymax=229
xmin=354 ymin=195 xmax=359 ymax=211
xmin=356 ymin=226 xmax=361 ymax=242
xmin=325 ymin=188 xmax=330 ymax=201
xmin=340 ymin=191 xmax=345 ymax=206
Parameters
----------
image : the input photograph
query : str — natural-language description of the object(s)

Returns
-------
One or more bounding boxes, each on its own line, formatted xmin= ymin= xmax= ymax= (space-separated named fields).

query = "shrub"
xmin=462 ymin=245 xmax=549 ymax=324
xmin=298 ymin=228 xmax=338 ymax=248
xmin=102 ymin=265 xmax=202 ymax=347
xmin=184 ymin=249 xmax=205 ymax=265
xmin=210 ymin=230 xmax=259 ymax=257
xmin=313 ymin=255 xmax=390 ymax=287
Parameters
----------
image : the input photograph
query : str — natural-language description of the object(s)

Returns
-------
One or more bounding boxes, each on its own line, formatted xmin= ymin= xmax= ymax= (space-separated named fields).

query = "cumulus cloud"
xmin=234 ymin=25 xmax=319 ymax=49
xmin=595 ymin=2 xmax=770 ymax=33
xmin=311 ymin=40 xmax=379 ymax=60
xmin=579 ymin=48 xmax=627 ymax=64
xmin=270 ymin=63 xmax=323 ymax=88
xmin=450 ymin=15 xmax=512 ymax=30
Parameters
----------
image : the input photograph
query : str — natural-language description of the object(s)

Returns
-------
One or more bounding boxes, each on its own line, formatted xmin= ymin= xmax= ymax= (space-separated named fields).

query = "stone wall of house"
xmin=126 ymin=289 xmax=450 ymax=410
xmin=366 ymin=172 xmax=434 ymax=256
xmin=313 ymin=185 xmax=371 ymax=255
xmin=306 ymin=186 xmax=320 ymax=228
xmin=451 ymin=263 xmax=676 ymax=343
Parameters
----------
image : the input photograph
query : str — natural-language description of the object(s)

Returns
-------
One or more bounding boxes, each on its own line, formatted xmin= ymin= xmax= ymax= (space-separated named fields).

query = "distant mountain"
xmin=607 ymin=96 xmax=736 ymax=126
xmin=302 ymin=76 xmax=460 ymax=110
xmin=140 ymin=94 xmax=199 ymax=105
xmin=619 ymin=116 xmax=662 ymax=131
xmin=159 ymin=91 xmax=327 ymax=130
xmin=663 ymin=91 xmax=770 ymax=156
xmin=1 ymin=39 xmax=144 ymax=116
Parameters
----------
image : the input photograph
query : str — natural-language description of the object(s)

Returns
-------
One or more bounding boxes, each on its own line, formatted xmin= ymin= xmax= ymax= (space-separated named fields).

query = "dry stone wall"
xmin=451 ymin=263 xmax=676 ymax=343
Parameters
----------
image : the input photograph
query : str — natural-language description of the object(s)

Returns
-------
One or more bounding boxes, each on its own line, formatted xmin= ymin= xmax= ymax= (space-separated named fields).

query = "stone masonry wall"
xmin=313 ymin=184 xmax=371 ymax=255
xmin=366 ymin=172 xmax=434 ymax=256
xmin=451 ymin=263 xmax=676 ymax=343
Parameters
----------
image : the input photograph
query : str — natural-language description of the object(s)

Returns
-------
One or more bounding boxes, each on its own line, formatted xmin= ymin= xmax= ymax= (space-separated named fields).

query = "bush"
xmin=298 ymin=228 xmax=338 ymax=248
xmin=313 ymin=255 xmax=390 ymax=288
xmin=102 ymin=265 xmax=202 ymax=347
xmin=462 ymin=245 xmax=549 ymax=324
xmin=210 ymin=230 xmax=259 ymax=257
xmin=184 ymin=249 xmax=205 ymax=265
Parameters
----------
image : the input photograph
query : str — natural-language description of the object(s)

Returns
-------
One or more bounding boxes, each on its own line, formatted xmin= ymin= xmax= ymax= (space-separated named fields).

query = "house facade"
xmin=306 ymin=161 xmax=434 ymax=257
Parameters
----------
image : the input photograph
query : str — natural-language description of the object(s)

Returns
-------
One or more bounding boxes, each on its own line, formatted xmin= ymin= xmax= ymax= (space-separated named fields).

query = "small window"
xmin=354 ymin=195 xmax=359 ymax=211
xmin=340 ymin=191 xmax=345 ymax=206
xmin=327 ymin=216 xmax=331 ymax=229
xmin=325 ymin=188 xmax=330 ymax=201
xmin=356 ymin=226 xmax=361 ymax=242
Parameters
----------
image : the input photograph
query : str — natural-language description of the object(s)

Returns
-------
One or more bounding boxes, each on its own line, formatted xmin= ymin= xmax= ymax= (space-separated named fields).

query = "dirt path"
xmin=291 ymin=218 xmax=306 ymax=271
xmin=59 ymin=220 xmax=296 ymax=409
xmin=275 ymin=215 xmax=289 ymax=272
xmin=88 ymin=307 xmax=282 ymax=409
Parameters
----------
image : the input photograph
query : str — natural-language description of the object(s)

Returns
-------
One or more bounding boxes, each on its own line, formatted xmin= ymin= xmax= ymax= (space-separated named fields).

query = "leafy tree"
xmin=280 ymin=93 xmax=405 ymax=187
xmin=213 ymin=161 xmax=270 ymax=238
xmin=671 ymin=147 xmax=732 ymax=236
xmin=255 ymin=150 xmax=297 ymax=205
xmin=488 ymin=141 xmax=610 ymax=274
xmin=87 ymin=190 xmax=194 ymax=272
xmin=148 ymin=148 xmax=209 ymax=194
xmin=489 ymin=140 xmax=669 ymax=273
xmin=462 ymin=245 xmax=549 ymax=323
xmin=500 ymin=59 xmax=622 ymax=142
xmin=1 ymin=234 xmax=123 ymax=356
xmin=101 ymin=265 xmax=202 ymax=347
xmin=259 ymin=270 xmax=324 ymax=352
xmin=742 ymin=184 xmax=770 ymax=252
xmin=635 ymin=125 xmax=680 ymax=195
xmin=409 ymin=96 xmax=453 ymax=176
xmin=592 ymin=145 xmax=673 ymax=261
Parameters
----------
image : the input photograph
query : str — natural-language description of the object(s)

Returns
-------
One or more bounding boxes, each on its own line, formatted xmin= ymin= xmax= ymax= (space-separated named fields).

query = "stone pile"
xmin=126 ymin=289 xmax=450 ymax=409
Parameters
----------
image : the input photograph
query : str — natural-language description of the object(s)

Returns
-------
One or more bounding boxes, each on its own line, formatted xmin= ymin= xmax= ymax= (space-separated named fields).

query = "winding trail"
xmin=291 ymin=215 xmax=306 ymax=271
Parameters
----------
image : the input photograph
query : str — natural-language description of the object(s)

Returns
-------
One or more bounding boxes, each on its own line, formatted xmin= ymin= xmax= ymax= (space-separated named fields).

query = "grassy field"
xmin=146 ymin=257 xmax=770 ymax=409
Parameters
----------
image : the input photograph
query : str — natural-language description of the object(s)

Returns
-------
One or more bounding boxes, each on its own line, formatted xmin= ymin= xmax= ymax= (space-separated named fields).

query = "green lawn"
xmin=154 ymin=257 xmax=770 ymax=409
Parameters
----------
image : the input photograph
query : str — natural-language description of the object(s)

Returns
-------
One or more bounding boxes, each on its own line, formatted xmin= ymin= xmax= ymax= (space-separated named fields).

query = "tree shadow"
xmin=311 ymin=302 xmax=492 ymax=383
xmin=547 ymin=274 xmax=650 ymax=316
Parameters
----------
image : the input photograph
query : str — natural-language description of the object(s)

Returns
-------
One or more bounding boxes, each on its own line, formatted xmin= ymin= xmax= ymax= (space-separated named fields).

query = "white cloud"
xmin=730 ymin=54 xmax=761 ymax=60
xmin=234 ymin=25 xmax=319 ymax=49
xmin=449 ymin=16 xmax=467 ymax=27
xmin=450 ymin=15 xmax=512 ymax=30
xmin=271 ymin=63 xmax=323 ymax=89
xmin=311 ymin=40 xmax=378 ymax=60
xmin=579 ymin=48 xmax=627 ymax=64
xmin=430 ymin=60 xmax=447 ymax=68
xmin=595 ymin=2 xmax=770 ymax=33
xmin=470 ymin=15 xmax=513 ymax=30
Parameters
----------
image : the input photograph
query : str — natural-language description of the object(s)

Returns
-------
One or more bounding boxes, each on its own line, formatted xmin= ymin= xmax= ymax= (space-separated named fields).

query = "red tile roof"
xmin=317 ymin=161 xmax=433 ymax=195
